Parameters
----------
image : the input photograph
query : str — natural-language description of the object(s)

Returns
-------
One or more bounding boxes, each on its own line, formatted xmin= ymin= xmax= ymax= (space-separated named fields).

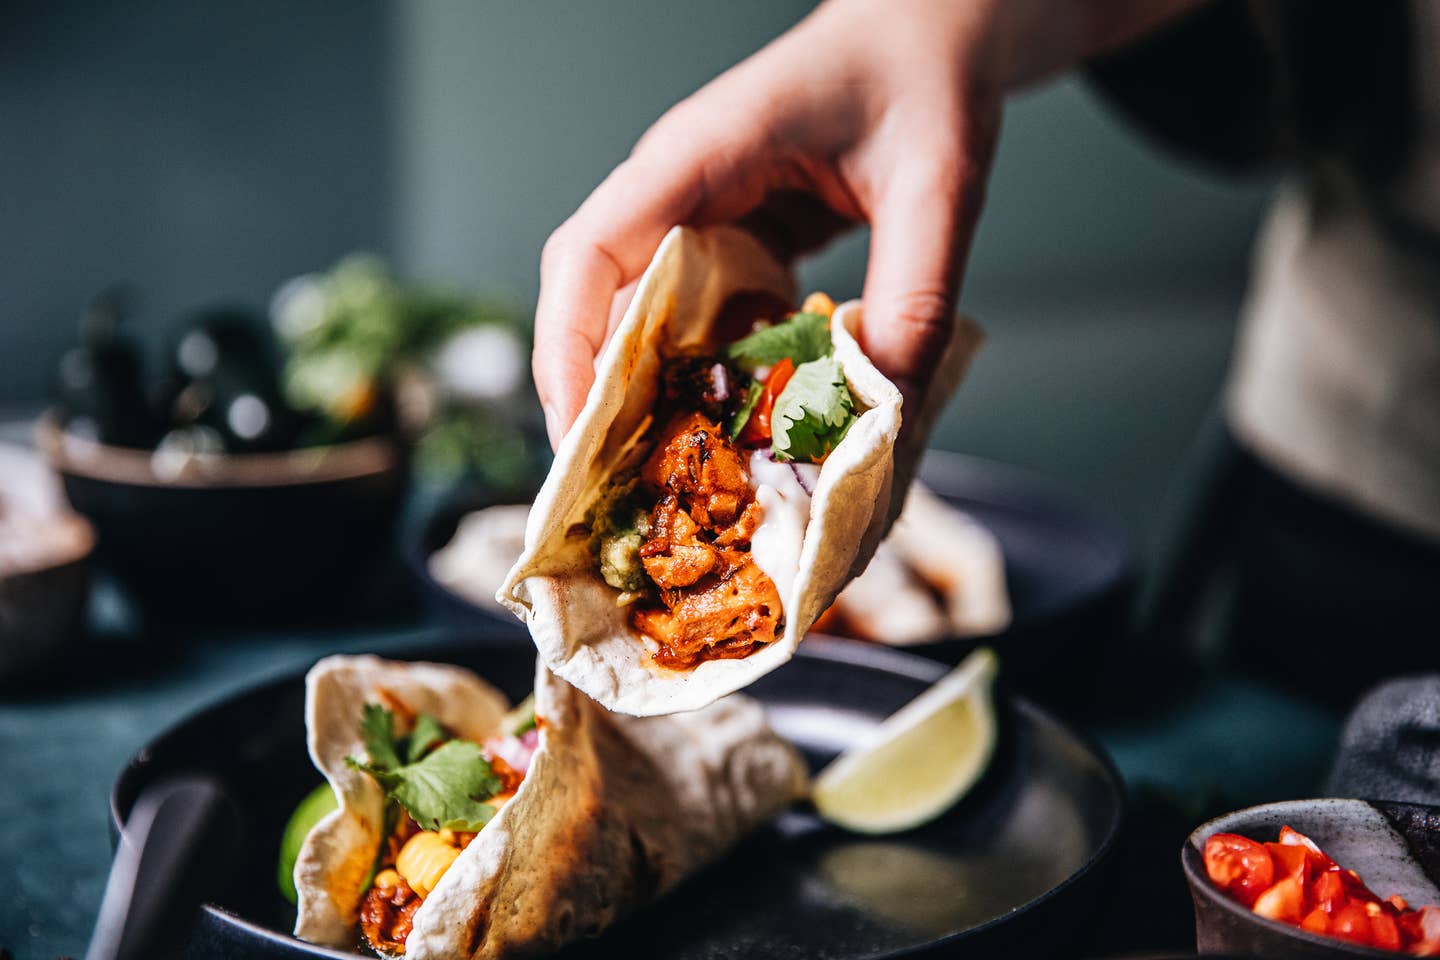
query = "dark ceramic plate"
xmin=412 ymin=452 xmax=1135 ymax=698
xmin=1183 ymin=798 xmax=1440 ymax=958
xmin=112 ymin=635 xmax=1123 ymax=959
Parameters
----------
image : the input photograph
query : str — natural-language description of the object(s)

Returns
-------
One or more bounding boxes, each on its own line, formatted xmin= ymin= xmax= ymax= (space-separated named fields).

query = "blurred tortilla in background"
xmin=431 ymin=485 xmax=1009 ymax=647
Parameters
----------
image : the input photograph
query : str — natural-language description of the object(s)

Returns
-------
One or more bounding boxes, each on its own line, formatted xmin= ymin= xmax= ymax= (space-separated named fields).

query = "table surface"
xmin=0 ymin=612 xmax=1344 ymax=960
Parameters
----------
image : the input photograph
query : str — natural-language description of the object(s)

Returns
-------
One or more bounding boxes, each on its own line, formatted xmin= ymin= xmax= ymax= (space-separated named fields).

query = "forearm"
xmin=997 ymin=0 xmax=1217 ymax=87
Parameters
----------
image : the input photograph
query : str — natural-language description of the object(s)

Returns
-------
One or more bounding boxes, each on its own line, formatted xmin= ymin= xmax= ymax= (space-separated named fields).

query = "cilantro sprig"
xmin=770 ymin=357 xmax=856 ymax=462
xmin=726 ymin=312 xmax=832 ymax=369
xmin=723 ymin=308 xmax=859 ymax=460
xmin=346 ymin=704 xmax=502 ymax=832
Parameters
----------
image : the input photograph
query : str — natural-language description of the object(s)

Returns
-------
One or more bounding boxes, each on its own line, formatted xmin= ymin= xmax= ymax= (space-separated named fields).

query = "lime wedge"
xmin=278 ymin=783 xmax=339 ymax=905
xmin=813 ymin=647 xmax=998 ymax=834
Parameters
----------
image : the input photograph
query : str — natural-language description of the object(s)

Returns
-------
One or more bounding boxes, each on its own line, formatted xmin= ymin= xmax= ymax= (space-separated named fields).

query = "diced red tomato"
xmin=1302 ymin=906 xmax=1332 ymax=936
xmin=1280 ymin=825 xmax=1325 ymax=856
xmin=1254 ymin=877 xmax=1306 ymax=925
xmin=1278 ymin=825 xmax=1335 ymax=874
xmin=1204 ymin=833 xmax=1276 ymax=907
xmin=1373 ymin=912 xmax=1403 ymax=951
xmin=739 ymin=357 xmax=795 ymax=445
xmin=1207 ymin=827 xmax=1440 ymax=954
xmin=1314 ymin=869 xmax=1347 ymax=913
xmin=1340 ymin=867 xmax=1383 ymax=905
xmin=1331 ymin=900 xmax=1374 ymax=945
xmin=1411 ymin=905 xmax=1440 ymax=955
xmin=1266 ymin=842 xmax=1314 ymax=888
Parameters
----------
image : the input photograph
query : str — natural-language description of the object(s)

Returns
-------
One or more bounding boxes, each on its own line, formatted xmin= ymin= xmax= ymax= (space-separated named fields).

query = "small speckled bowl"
xmin=1183 ymin=799 xmax=1440 ymax=958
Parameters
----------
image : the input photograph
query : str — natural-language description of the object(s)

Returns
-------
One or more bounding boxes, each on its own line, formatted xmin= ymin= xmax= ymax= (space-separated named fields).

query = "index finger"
xmin=533 ymin=151 xmax=710 ymax=449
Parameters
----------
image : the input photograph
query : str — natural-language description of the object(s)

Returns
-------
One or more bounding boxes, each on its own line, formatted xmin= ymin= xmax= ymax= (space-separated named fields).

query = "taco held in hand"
xmin=292 ymin=655 xmax=806 ymax=958
xmin=501 ymin=227 xmax=979 ymax=715
xmin=593 ymin=289 xmax=855 ymax=669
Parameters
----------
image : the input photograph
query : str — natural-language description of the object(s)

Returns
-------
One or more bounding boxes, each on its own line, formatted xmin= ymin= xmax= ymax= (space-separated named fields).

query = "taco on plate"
xmin=292 ymin=654 xmax=806 ymax=958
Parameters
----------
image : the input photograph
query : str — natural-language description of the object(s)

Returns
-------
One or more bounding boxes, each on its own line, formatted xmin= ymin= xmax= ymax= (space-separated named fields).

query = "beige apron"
xmin=1226 ymin=0 xmax=1440 ymax=542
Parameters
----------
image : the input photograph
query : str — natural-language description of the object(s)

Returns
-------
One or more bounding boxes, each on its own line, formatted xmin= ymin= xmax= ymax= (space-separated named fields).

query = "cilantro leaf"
xmin=727 ymin=378 xmax=764 ymax=440
xmin=358 ymin=703 xmax=401 ymax=771
xmin=406 ymin=713 xmax=447 ymax=763
xmin=770 ymin=357 xmax=856 ymax=463
xmin=347 ymin=740 xmax=502 ymax=832
xmin=726 ymin=312 xmax=832 ymax=369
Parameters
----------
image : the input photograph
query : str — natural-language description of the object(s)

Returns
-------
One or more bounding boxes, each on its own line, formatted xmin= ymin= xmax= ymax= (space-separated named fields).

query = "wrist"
xmin=996 ymin=0 xmax=1214 ymax=88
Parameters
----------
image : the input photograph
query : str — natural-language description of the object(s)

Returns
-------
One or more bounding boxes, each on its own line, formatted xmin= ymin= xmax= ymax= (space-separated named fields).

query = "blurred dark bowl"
xmin=1182 ymin=798 xmax=1440 ymax=959
xmin=37 ymin=414 xmax=408 ymax=626
xmin=0 ymin=514 xmax=94 ymax=684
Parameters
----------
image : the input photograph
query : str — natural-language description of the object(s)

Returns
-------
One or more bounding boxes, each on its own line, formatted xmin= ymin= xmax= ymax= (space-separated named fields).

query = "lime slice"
xmin=813 ymin=647 xmax=998 ymax=834
xmin=278 ymin=783 xmax=339 ymax=905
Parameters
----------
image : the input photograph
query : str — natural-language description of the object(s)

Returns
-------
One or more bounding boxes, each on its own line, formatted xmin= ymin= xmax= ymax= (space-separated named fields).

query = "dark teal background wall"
xmin=1 ymin=1 xmax=1274 ymax=541
xmin=1 ymin=1 xmax=396 ymax=401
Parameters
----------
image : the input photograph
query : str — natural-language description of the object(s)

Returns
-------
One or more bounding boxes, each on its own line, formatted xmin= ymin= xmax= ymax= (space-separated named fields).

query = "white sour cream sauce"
xmin=747 ymin=450 xmax=820 ymax=611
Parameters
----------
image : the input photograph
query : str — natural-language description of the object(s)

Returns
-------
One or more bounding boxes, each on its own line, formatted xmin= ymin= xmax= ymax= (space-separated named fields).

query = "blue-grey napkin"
xmin=1326 ymin=675 xmax=1440 ymax=804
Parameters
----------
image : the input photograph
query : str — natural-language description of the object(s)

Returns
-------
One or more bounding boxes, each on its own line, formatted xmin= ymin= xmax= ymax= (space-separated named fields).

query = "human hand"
xmin=533 ymin=0 xmax=1207 ymax=448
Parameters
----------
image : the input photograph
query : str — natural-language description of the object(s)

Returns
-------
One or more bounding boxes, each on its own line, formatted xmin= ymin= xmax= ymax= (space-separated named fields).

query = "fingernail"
xmin=543 ymin=404 xmax=564 ymax=451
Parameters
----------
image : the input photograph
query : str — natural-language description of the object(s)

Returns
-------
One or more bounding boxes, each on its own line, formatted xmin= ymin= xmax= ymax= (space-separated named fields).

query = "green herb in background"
xmin=273 ymin=254 xmax=548 ymax=492
xmin=415 ymin=411 xmax=549 ymax=496
xmin=276 ymin=255 xmax=524 ymax=421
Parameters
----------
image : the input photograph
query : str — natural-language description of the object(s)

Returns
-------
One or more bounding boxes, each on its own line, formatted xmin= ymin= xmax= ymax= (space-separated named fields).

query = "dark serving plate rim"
xmin=1181 ymin=798 xmax=1440 ymax=960
xmin=111 ymin=635 xmax=1125 ymax=960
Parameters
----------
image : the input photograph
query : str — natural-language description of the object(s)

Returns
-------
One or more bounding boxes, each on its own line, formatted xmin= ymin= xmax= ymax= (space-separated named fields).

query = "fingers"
xmin=604 ymin=278 xmax=641 ymax=346
xmin=533 ymin=103 xmax=778 ymax=449
xmin=739 ymin=189 xmax=860 ymax=264
xmin=533 ymin=155 xmax=697 ymax=448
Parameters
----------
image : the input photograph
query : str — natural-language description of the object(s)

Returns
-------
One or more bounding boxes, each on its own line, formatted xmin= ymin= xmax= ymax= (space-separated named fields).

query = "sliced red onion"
xmin=789 ymin=462 xmax=815 ymax=495
xmin=708 ymin=363 xmax=730 ymax=402
xmin=484 ymin=732 xmax=538 ymax=775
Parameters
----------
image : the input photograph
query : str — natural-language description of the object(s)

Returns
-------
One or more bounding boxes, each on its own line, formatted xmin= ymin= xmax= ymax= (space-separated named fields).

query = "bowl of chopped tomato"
xmin=1183 ymin=799 xmax=1440 ymax=957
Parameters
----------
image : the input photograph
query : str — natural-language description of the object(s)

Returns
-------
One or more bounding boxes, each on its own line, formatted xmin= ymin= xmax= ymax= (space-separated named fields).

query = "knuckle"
xmin=540 ymin=222 xmax=582 ymax=274
xmin=907 ymin=147 xmax=972 ymax=198
xmin=887 ymin=290 xmax=955 ymax=346
xmin=634 ymin=98 xmax=700 ymax=158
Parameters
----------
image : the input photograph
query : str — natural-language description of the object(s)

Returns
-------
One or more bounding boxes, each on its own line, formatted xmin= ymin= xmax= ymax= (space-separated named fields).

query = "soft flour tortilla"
xmin=293 ymin=656 xmax=510 ymax=948
xmin=832 ymin=484 xmax=1011 ymax=644
xmin=887 ymin=483 xmax=1010 ymax=638
xmin=500 ymin=225 xmax=982 ymax=716
xmin=293 ymin=654 xmax=807 ymax=959
xmin=430 ymin=504 xmax=532 ymax=615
